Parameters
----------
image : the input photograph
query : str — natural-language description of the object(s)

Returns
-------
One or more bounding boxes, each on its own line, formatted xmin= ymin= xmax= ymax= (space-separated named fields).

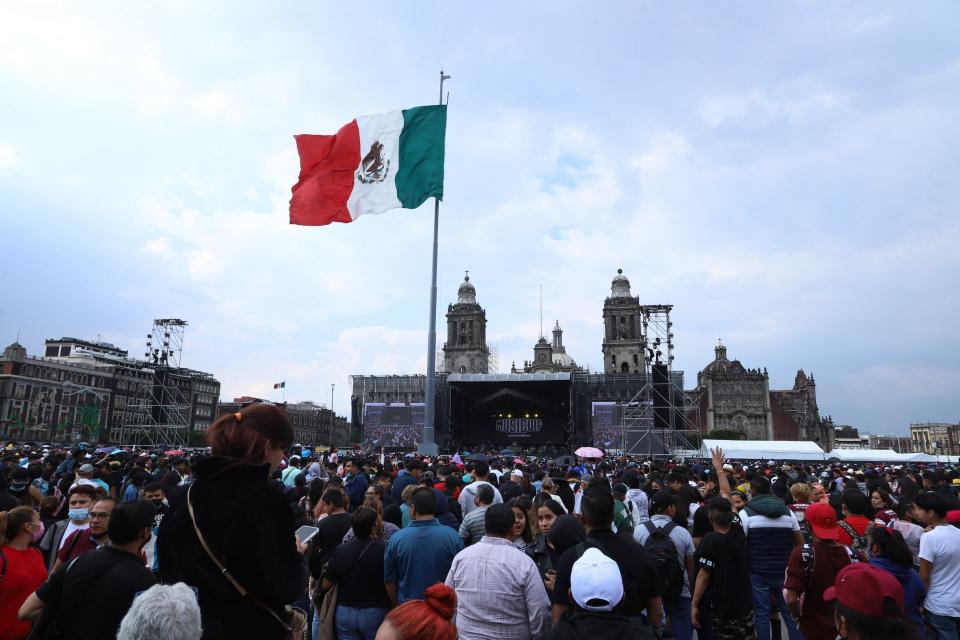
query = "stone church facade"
xmin=688 ymin=343 xmax=835 ymax=447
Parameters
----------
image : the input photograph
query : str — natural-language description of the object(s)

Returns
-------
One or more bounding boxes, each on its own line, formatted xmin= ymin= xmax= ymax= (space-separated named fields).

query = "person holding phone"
xmin=157 ymin=405 xmax=309 ymax=640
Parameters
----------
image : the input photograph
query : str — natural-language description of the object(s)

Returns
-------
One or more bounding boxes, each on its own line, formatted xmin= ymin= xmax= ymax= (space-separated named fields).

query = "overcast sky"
xmin=1 ymin=2 xmax=957 ymax=434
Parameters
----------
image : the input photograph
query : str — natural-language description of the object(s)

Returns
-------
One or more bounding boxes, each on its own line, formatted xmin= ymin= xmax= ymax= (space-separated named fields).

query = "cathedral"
xmin=687 ymin=342 xmax=835 ymax=449
xmin=355 ymin=267 xmax=836 ymax=448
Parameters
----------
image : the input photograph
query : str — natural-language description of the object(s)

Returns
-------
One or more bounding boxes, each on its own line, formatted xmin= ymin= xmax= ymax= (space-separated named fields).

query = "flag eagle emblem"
xmin=357 ymin=140 xmax=389 ymax=184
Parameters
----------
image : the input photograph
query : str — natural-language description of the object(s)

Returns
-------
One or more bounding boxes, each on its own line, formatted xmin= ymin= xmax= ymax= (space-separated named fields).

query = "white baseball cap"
xmin=511 ymin=469 xmax=524 ymax=478
xmin=570 ymin=547 xmax=623 ymax=612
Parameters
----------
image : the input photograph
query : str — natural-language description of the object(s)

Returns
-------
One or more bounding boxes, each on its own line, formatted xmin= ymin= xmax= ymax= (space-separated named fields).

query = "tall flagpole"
xmin=419 ymin=69 xmax=449 ymax=457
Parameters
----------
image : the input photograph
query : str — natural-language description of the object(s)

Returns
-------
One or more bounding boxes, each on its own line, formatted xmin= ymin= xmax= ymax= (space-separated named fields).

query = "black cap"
xmin=651 ymin=490 xmax=676 ymax=513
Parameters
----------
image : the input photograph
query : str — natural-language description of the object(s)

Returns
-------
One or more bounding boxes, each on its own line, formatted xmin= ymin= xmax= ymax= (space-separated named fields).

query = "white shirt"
xmin=918 ymin=524 xmax=960 ymax=617
xmin=59 ymin=520 xmax=90 ymax=550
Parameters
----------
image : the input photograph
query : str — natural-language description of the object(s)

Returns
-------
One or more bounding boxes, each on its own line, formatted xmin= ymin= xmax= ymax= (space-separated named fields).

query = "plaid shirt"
xmin=458 ymin=506 xmax=488 ymax=546
xmin=445 ymin=536 xmax=551 ymax=640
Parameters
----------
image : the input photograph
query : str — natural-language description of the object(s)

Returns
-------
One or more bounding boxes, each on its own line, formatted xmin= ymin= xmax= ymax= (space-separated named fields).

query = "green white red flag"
xmin=289 ymin=105 xmax=446 ymax=226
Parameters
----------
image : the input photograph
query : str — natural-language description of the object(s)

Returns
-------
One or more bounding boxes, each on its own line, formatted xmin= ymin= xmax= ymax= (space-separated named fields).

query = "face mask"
xmin=31 ymin=520 xmax=45 ymax=543
xmin=68 ymin=508 xmax=90 ymax=521
xmin=150 ymin=498 xmax=166 ymax=509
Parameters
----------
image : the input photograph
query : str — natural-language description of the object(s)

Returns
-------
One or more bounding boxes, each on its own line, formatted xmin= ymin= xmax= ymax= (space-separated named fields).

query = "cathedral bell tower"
xmin=601 ymin=269 xmax=644 ymax=374
xmin=443 ymin=273 xmax=490 ymax=374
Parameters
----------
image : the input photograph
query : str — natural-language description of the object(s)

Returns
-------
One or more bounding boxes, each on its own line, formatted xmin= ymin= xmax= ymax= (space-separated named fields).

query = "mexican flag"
xmin=289 ymin=105 xmax=446 ymax=226
xmin=274 ymin=381 xmax=286 ymax=389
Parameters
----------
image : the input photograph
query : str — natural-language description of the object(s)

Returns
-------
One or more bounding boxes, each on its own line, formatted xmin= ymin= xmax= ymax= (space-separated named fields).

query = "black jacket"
xmin=158 ymin=456 xmax=309 ymax=640
xmin=544 ymin=609 xmax=653 ymax=640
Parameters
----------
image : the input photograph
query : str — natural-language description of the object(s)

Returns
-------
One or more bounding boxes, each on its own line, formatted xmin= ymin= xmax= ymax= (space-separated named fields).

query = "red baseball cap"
xmin=805 ymin=503 xmax=840 ymax=540
xmin=824 ymin=563 xmax=904 ymax=619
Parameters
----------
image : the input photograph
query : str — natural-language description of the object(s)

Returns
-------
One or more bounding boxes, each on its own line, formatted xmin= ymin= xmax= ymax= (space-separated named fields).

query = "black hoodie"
xmin=157 ymin=456 xmax=308 ymax=640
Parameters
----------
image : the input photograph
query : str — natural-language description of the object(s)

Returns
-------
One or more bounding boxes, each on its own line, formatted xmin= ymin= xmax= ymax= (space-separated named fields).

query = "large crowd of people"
xmin=1 ymin=406 xmax=959 ymax=639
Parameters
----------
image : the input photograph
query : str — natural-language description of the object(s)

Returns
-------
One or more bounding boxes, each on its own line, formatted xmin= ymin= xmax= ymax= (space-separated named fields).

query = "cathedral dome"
xmin=457 ymin=273 xmax=477 ymax=304
xmin=552 ymin=352 xmax=576 ymax=367
xmin=702 ymin=343 xmax=746 ymax=375
xmin=610 ymin=269 xmax=632 ymax=298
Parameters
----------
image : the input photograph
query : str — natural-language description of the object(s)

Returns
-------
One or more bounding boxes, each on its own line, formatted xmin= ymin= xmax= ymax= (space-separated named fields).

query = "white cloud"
xmin=700 ymin=87 xmax=850 ymax=128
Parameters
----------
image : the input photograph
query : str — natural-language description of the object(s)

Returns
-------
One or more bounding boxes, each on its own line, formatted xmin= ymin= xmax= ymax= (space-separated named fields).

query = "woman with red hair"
xmin=157 ymin=404 xmax=309 ymax=639
xmin=375 ymin=583 xmax=457 ymax=640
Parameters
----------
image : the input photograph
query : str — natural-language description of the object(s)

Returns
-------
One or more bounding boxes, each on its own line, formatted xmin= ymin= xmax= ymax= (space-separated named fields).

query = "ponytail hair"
xmin=836 ymin=599 xmax=919 ymax=640
xmin=870 ymin=526 xmax=913 ymax=568
xmin=384 ymin=583 xmax=457 ymax=640
xmin=0 ymin=506 xmax=38 ymax=546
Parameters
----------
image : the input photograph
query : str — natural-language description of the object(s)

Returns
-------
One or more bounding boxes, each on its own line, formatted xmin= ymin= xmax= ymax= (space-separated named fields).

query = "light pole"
xmin=329 ymin=383 xmax=335 ymax=447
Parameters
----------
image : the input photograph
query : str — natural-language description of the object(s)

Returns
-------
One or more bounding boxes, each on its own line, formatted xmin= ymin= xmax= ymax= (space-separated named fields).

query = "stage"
xmin=444 ymin=373 xmax=573 ymax=449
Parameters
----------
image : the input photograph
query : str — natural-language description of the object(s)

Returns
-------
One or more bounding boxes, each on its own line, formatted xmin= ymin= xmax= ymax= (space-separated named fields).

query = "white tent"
xmin=699 ymin=439 xmax=826 ymax=461
xmin=827 ymin=449 xmax=904 ymax=462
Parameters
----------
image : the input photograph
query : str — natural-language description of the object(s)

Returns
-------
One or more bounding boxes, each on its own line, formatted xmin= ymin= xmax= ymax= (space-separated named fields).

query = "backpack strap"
xmin=800 ymin=542 xmax=814 ymax=582
xmin=661 ymin=522 xmax=677 ymax=536
xmin=838 ymin=520 xmax=865 ymax=546
xmin=644 ymin=521 xmax=657 ymax=536
xmin=64 ymin=529 xmax=83 ymax=562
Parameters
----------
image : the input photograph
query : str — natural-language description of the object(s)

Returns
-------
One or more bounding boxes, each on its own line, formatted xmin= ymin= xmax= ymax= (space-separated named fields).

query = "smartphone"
xmin=295 ymin=525 xmax=319 ymax=545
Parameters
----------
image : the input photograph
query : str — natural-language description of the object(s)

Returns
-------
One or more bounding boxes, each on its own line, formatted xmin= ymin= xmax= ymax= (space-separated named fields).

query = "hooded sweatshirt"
xmin=544 ymin=609 xmax=646 ymax=640
xmin=870 ymin=556 xmax=927 ymax=636
xmin=741 ymin=494 xmax=798 ymax=576
xmin=625 ymin=488 xmax=650 ymax=525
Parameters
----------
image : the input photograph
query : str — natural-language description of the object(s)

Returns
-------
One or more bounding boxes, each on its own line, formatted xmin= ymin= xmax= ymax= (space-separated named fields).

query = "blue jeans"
xmin=926 ymin=611 xmax=960 ymax=640
xmin=662 ymin=596 xmax=694 ymax=640
xmin=335 ymin=605 xmax=389 ymax=640
xmin=750 ymin=573 xmax=803 ymax=640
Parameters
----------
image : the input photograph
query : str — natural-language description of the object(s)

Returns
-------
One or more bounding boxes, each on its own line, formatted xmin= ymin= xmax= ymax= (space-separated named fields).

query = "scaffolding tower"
xmin=120 ymin=319 xmax=192 ymax=447
xmin=621 ymin=305 xmax=702 ymax=457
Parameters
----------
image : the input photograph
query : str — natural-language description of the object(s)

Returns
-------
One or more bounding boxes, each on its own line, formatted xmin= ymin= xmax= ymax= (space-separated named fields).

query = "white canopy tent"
xmin=699 ymin=439 xmax=827 ymax=461
xmin=825 ymin=448 xmax=936 ymax=463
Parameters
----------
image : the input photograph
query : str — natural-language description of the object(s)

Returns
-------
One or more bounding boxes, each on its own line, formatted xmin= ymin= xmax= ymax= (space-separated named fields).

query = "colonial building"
xmin=910 ymin=422 xmax=959 ymax=456
xmin=511 ymin=321 xmax=582 ymax=374
xmin=868 ymin=434 xmax=913 ymax=453
xmin=0 ymin=341 xmax=112 ymax=442
xmin=601 ymin=270 xmax=645 ymax=374
xmin=0 ymin=336 xmax=220 ymax=445
xmin=688 ymin=343 xmax=834 ymax=448
xmin=442 ymin=274 xmax=490 ymax=374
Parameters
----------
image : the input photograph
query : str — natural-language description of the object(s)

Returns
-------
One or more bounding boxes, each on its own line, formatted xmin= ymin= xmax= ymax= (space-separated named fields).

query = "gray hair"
xmin=117 ymin=582 xmax=202 ymax=640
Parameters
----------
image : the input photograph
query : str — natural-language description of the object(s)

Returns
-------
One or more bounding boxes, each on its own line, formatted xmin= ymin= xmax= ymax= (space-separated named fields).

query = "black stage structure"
xmin=353 ymin=371 xmax=700 ymax=456
xmin=445 ymin=373 xmax=574 ymax=453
